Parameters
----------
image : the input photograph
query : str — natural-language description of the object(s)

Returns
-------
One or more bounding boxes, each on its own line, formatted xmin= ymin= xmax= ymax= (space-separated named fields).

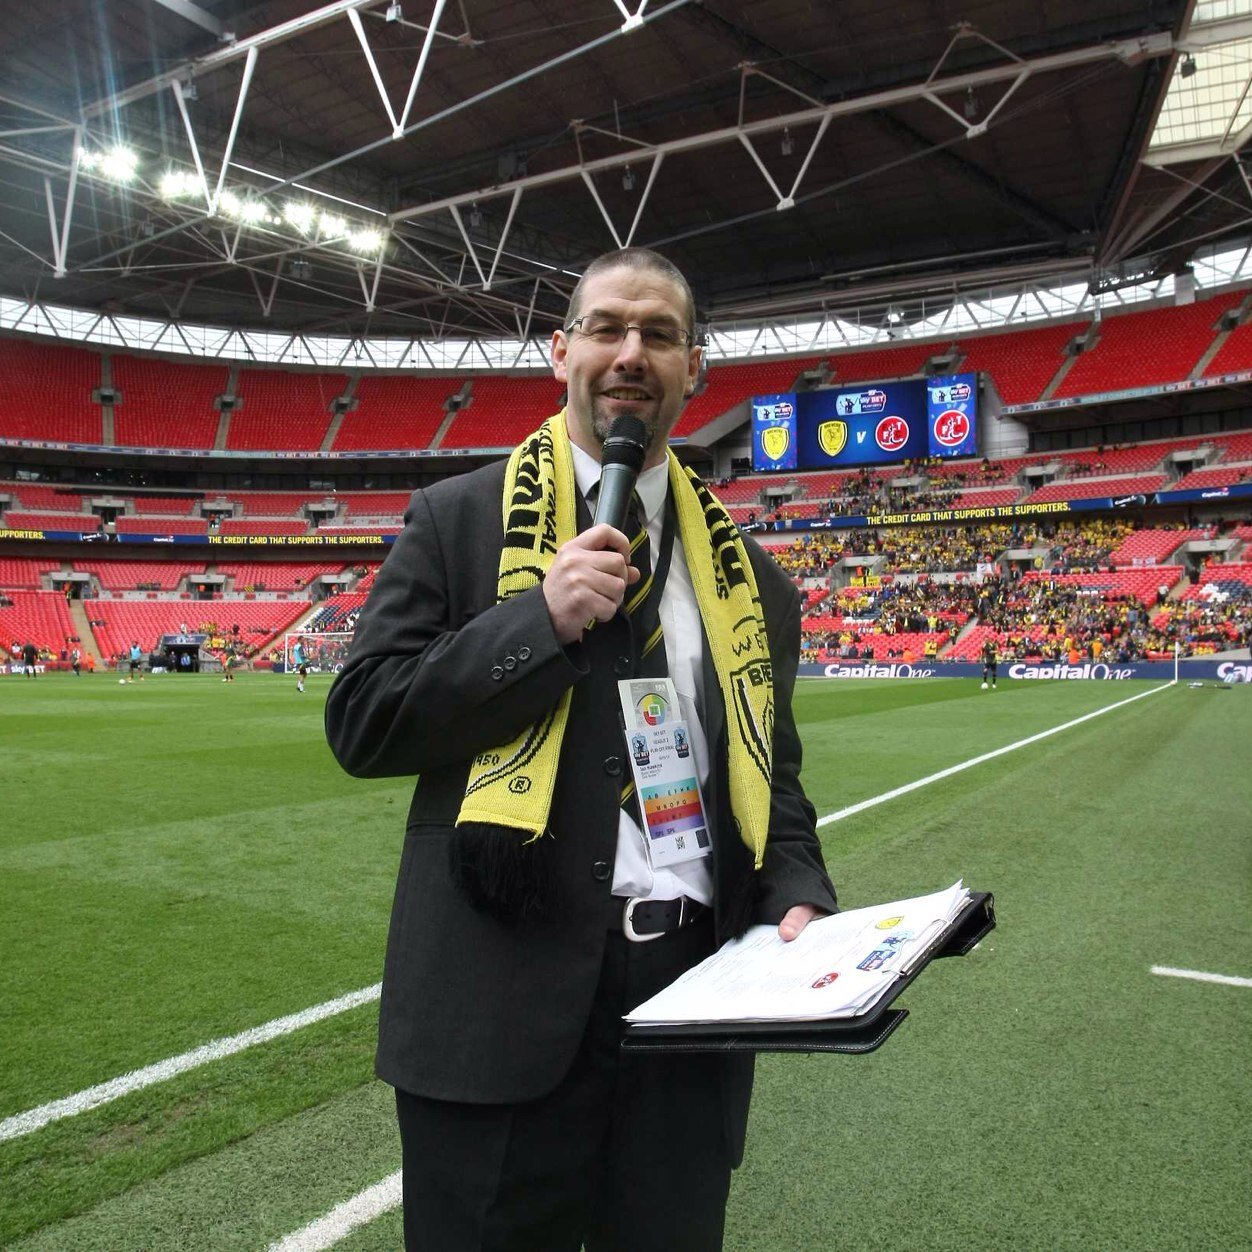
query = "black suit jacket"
xmin=325 ymin=457 xmax=836 ymax=1105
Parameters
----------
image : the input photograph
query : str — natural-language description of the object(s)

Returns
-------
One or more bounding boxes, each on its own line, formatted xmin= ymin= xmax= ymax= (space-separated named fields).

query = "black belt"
xmin=612 ymin=895 xmax=710 ymax=942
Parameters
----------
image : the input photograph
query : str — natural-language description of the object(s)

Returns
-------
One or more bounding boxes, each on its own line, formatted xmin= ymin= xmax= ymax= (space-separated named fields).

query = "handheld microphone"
xmin=592 ymin=415 xmax=648 ymax=533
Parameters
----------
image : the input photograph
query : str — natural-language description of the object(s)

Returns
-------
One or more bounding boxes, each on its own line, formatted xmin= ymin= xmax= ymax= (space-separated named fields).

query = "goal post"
xmin=283 ymin=631 xmax=355 ymax=674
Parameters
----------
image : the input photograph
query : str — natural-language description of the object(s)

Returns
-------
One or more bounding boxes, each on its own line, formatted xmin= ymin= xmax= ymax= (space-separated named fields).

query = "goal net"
xmin=283 ymin=631 xmax=354 ymax=674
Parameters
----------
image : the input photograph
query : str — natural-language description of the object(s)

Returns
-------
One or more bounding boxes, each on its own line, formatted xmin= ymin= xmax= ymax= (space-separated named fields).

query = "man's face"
xmin=552 ymin=264 xmax=701 ymax=467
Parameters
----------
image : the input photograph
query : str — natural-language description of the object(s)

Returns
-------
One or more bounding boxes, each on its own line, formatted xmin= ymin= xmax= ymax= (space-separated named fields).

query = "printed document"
xmin=625 ymin=881 xmax=972 ymax=1025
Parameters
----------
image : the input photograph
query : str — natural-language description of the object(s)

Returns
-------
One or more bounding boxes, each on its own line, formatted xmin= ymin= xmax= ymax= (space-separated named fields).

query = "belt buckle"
xmin=622 ymin=896 xmax=664 ymax=943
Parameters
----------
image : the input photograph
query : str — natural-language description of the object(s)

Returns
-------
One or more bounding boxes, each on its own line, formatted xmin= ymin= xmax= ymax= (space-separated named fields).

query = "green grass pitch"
xmin=1 ymin=671 xmax=1249 ymax=1249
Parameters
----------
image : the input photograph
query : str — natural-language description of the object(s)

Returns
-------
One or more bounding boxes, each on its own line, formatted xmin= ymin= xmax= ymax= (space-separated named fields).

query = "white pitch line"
xmin=268 ymin=1171 xmax=403 ymax=1252
xmin=1151 ymin=965 xmax=1252 ymax=988
xmin=0 ymin=983 xmax=381 ymax=1143
xmin=817 ymin=681 xmax=1172 ymax=828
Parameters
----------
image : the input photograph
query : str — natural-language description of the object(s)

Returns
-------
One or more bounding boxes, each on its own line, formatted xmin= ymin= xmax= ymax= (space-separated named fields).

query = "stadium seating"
xmin=339 ymin=492 xmax=413 ymax=518
xmin=226 ymin=370 xmax=347 ymax=451
xmin=1207 ymin=430 xmax=1252 ymax=462
xmin=123 ymin=495 xmax=202 ymax=514
xmin=332 ymin=376 xmax=462 ymax=451
xmin=111 ymin=355 xmax=226 ymax=449
xmin=75 ymin=560 xmax=206 ymax=592
xmin=214 ymin=563 xmax=342 ymax=591
xmin=115 ymin=516 xmax=209 ymax=535
xmin=217 ymin=518 xmax=311 ymax=536
xmin=952 ymin=487 xmax=1022 ymax=508
xmin=1108 ymin=528 xmax=1208 ymax=567
xmin=85 ymin=599 xmax=310 ymax=660
xmin=1054 ymin=293 xmax=1242 ymax=398
xmin=1170 ymin=465 xmax=1251 ymax=492
xmin=0 ymin=557 xmax=62 ymax=589
xmin=1022 ymin=566 xmax=1183 ymax=601
xmin=221 ymin=491 xmax=322 ymax=516
xmin=825 ymin=343 xmax=934 ymax=386
xmin=440 ymin=376 xmax=566 ymax=448
xmin=0 ymin=484 xmax=91 ymax=510
xmin=0 ymin=590 xmax=77 ymax=657
xmin=1024 ymin=475 xmax=1167 ymax=504
xmin=1202 ymin=316 xmax=1252 ymax=376
xmin=955 ymin=321 xmax=1084 ymax=405
xmin=671 ymin=357 xmax=821 ymax=437
xmin=0 ymin=339 xmax=103 ymax=442
xmin=1186 ymin=561 xmax=1252 ymax=594
xmin=2 ymin=511 xmax=95 ymax=531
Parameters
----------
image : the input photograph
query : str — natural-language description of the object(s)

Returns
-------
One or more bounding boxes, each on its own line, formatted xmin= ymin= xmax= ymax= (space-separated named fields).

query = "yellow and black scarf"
xmin=452 ymin=413 xmax=774 ymax=918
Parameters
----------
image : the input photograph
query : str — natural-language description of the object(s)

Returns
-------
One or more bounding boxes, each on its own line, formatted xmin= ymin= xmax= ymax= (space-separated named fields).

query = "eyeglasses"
xmin=564 ymin=315 xmax=693 ymax=352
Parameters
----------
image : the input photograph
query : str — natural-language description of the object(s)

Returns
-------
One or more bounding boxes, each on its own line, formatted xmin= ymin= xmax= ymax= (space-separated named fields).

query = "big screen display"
xmin=751 ymin=373 xmax=978 ymax=472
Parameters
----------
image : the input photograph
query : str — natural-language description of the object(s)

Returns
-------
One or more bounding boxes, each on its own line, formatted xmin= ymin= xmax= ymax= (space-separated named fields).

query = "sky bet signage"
xmin=752 ymin=373 xmax=978 ymax=472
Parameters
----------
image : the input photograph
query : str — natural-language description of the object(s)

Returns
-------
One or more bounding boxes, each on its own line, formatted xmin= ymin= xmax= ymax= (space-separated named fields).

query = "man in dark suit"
xmin=325 ymin=247 xmax=837 ymax=1251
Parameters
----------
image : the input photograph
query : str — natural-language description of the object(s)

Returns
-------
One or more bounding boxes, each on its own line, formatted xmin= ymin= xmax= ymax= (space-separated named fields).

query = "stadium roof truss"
xmin=1 ymin=0 xmax=1252 ymax=350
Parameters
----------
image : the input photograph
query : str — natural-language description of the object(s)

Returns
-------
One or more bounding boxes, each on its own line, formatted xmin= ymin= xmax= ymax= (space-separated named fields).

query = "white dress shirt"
xmin=570 ymin=442 xmax=715 ymax=905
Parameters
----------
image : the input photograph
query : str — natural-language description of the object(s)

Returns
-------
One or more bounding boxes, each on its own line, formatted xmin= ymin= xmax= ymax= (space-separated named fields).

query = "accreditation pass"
xmin=617 ymin=677 xmax=712 ymax=869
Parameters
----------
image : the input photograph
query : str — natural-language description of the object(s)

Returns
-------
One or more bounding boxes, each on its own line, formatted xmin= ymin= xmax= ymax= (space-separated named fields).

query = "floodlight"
xmin=237 ymin=198 xmax=267 ymax=224
xmin=99 ymin=146 xmax=139 ymax=182
xmin=385 ymin=1 xmax=402 ymax=20
xmin=159 ymin=169 xmax=201 ymax=200
xmin=469 ymin=203 xmax=481 ymax=227
xmin=963 ymin=87 xmax=980 ymax=121
xmin=320 ymin=213 xmax=349 ymax=239
xmin=76 ymin=147 xmax=99 ymax=170
xmin=780 ymin=127 xmax=794 ymax=156
xmin=886 ymin=307 xmax=904 ymax=324
xmin=1180 ymin=53 xmax=1197 ymax=78
xmin=217 ymin=188 xmax=242 ymax=217
xmin=348 ymin=228 xmax=384 ymax=254
xmin=284 ymin=202 xmax=317 ymax=233
xmin=622 ymin=166 xmax=636 ymax=190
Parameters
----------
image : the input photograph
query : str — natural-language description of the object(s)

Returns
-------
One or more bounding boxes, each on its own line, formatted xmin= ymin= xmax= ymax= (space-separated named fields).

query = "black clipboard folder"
xmin=621 ymin=890 xmax=995 ymax=1056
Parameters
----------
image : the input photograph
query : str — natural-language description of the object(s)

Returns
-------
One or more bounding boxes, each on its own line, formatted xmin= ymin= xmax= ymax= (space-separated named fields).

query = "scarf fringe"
xmin=450 ymin=824 xmax=554 ymax=925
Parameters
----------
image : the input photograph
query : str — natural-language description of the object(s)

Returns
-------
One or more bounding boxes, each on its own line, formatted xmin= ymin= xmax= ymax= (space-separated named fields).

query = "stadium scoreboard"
xmin=751 ymin=372 xmax=978 ymax=473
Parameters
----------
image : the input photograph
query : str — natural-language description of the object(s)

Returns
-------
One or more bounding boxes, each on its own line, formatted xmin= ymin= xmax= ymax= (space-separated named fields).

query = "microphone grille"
xmin=601 ymin=415 xmax=647 ymax=472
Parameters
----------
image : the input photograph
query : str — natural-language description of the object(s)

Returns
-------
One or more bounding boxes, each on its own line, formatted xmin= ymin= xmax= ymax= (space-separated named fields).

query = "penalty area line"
xmin=817 ymin=681 xmax=1172 ymax=829
xmin=268 ymin=1171 xmax=403 ymax=1252
xmin=1151 ymin=965 xmax=1252 ymax=988
xmin=0 ymin=983 xmax=381 ymax=1143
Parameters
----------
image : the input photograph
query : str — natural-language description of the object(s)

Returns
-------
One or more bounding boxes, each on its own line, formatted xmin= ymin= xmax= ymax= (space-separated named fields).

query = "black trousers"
xmin=394 ymin=915 xmax=747 ymax=1252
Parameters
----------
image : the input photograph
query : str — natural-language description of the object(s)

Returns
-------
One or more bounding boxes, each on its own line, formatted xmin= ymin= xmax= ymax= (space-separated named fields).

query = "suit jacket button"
xmin=490 ymin=665 xmax=504 ymax=680
xmin=591 ymin=860 xmax=611 ymax=882
xmin=518 ymin=646 xmax=532 ymax=661
xmin=613 ymin=655 xmax=631 ymax=676
xmin=504 ymin=655 xmax=517 ymax=670
xmin=603 ymin=756 xmax=621 ymax=776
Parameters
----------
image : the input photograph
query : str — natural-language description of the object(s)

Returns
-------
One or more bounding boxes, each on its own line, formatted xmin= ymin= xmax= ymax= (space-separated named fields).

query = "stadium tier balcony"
xmin=824 ymin=343 xmax=934 ymax=387
xmin=218 ymin=491 xmax=323 ymax=516
xmin=0 ymin=557 xmax=62 ymax=589
xmin=353 ymin=565 xmax=381 ymax=592
xmin=85 ymin=598 xmax=310 ymax=660
xmin=671 ymin=357 xmax=822 ymax=437
xmin=74 ymin=560 xmax=206 ymax=592
xmin=111 ymin=355 xmax=227 ymax=449
xmin=339 ymin=492 xmax=413 ymax=517
xmin=225 ymin=370 xmax=347 ymax=451
xmin=217 ymin=518 xmax=311 ymax=536
xmin=1053 ymin=293 xmax=1243 ymax=398
xmin=1047 ymin=442 xmax=1180 ymax=475
xmin=1109 ymin=528 xmax=1210 ymax=567
xmin=115 ymin=515 xmax=209 ymax=536
xmin=1186 ymin=561 xmax=1252 ymax=594
xmin=1 ymin=484 xmax=91 ymax=510
xmin=332 ymin=376 xmax=463 ymax=451
xmin=0 ymin=590 xmax=77 ymax=658
xmin=1024 ymin=474 xmax=1167 ymax=504
xmin=214 ymin=562 xmax=343 ymax=591
xmin=122 ymin=496 xmax=203 ymax=514
xmin=1170 ymin=465 xmax=1252 ymax=491
xmin=1207 ymin=430 xmax=1252 ymax=462
xmin=955 ymin=321 xmax=1085 ymax=406
xmin=305 ymin=590 xmax=370 ymax=630
xmin=807 ymin=630 xmax=951 ymax=662
xmin=1202 ymin=316 xmax=1252 ymax=376
xmin=1022 ymin=566 xmax=1183 ymax=601
xmin=0 ymin=338 xmax=104 ymax=443
xmin=952 ymin=487 xmax=1023 ymax=508
xmin=2 ymin=510 xmax=99 ymax=532
xmin=440 ymin=376 xmax=567 ymax=448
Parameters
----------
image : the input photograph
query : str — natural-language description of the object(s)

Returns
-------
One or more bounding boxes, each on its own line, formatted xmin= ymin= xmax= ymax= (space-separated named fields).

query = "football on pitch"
xmin=981 ymin=681 xmax=988 ymax=689
xmin=119 ymin=678 xmax=126 ymax=684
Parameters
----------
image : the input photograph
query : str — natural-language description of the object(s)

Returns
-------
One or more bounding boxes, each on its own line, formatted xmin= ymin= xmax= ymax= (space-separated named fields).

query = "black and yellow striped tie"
xmin=620 ymin=492 xmax=667 ymax=822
